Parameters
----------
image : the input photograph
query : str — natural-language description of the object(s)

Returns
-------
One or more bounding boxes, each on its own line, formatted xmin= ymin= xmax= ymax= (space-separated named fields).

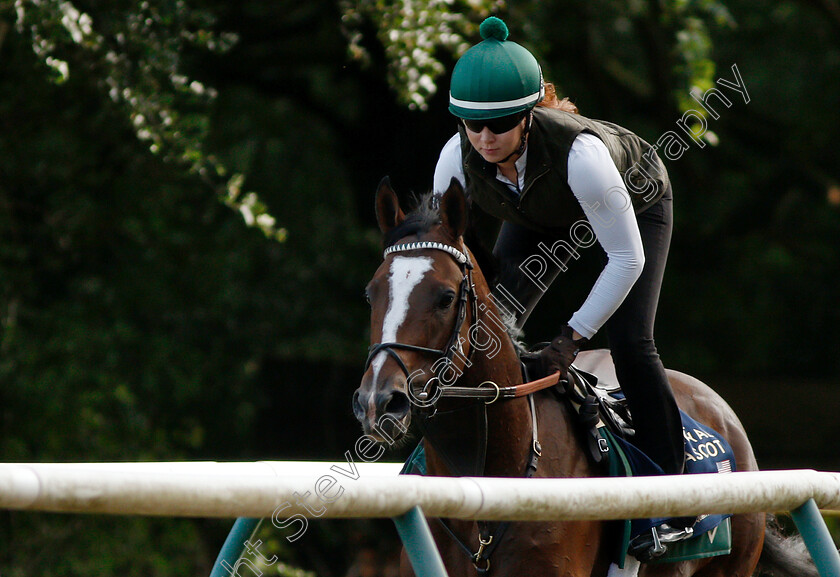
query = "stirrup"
xmin=628 ymin=524 xmax=694 ymax=562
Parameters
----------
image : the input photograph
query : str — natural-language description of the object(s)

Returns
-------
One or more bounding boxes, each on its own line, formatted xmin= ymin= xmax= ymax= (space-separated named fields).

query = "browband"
xmin=384 ymin=241 xmax=470 ymax=267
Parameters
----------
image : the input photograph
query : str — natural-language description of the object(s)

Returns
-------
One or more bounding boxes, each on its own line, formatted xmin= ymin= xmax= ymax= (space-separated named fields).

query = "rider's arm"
xmin=566 ymin=132 xmax=645 ymax=340
xmin=433 ymin=133 xmax=465 ymax=194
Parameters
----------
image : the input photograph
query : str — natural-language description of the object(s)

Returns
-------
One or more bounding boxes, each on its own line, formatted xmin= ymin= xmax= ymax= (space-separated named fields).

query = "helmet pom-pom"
xmin=479 ymin=17 xmax=509 ymax=41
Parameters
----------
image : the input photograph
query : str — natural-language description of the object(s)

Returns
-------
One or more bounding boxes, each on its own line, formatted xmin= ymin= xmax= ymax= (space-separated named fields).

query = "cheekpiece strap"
xmin=384 ymin=241 xmax=470 ymax=267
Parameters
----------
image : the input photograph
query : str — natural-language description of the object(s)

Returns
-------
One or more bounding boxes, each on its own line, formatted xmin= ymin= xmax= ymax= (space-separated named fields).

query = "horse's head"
xmin=353 ymin=177 xmax=475 ymax=442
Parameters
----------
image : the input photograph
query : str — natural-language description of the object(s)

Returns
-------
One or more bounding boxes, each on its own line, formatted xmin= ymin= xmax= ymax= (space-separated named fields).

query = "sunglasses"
xmin=462 ymin=113 xmax=525 ymax=135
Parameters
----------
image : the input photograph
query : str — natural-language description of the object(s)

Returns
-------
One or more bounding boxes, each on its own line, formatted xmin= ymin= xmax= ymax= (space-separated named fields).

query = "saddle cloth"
xmin=576 ymin=368 xmax=734 ymax=565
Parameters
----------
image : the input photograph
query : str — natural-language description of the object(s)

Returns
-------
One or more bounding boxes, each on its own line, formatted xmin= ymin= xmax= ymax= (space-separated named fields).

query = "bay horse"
xmin=353 ymin=178 xmax=816 ymax=577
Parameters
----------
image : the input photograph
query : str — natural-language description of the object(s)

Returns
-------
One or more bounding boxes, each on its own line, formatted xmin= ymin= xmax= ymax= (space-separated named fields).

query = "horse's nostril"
xmin=383 ymin=391 xmax=410 ymax=418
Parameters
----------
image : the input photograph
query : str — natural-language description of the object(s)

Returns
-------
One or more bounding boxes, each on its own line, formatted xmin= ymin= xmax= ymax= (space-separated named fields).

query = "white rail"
xmin=0 ymin=462 xmax=839 ymax=521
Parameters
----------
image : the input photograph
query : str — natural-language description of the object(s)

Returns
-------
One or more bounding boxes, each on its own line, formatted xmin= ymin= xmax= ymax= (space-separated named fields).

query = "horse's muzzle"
xmin=353 ymin=377 xmax=411 ymax=441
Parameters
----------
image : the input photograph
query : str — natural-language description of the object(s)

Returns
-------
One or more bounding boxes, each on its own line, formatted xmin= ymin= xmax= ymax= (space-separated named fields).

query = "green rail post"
xmin=789 ymin=499 xmax=840 ymax=577
xmin=210 ymin=517 xmax=263 ymax=577
xmin=392 ymin=506 xmax=449 ymax=577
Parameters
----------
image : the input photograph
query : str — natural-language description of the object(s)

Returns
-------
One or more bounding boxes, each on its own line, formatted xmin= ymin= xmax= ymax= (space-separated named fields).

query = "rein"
xmin=439 ymin=371 xmax=561 ymax=403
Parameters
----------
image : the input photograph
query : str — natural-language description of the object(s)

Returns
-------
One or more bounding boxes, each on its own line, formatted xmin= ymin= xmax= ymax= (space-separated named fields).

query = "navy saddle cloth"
xmin=607 ymin=409 xmax=735 ymax=539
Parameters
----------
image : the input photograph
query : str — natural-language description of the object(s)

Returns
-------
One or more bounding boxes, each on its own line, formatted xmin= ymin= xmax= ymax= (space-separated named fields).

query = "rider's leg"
xmin=490 ymin=221 xmax=562 ymax=330
xmin=604 ymin=185 xmax=684 ymax=476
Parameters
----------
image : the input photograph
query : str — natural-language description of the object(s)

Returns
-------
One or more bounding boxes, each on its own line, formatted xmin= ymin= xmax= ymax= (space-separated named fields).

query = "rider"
xmin=433 ymin=16 xmax=688 ymax=556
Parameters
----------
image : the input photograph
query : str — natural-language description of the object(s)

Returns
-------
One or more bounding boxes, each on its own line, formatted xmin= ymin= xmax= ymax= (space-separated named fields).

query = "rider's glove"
xmin=536 ymin=324 xmax=588 ymax=379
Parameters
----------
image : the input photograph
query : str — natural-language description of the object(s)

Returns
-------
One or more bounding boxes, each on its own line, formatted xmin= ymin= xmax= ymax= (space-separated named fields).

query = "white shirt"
xmin=433 ymin=132 xmax=645 ymax=339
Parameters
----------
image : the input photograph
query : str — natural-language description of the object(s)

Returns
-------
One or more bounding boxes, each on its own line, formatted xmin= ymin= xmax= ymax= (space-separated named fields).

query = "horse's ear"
xmin=375 ymin=177 xmax=406 ymax=235
xmin=439 ymin=177 xmax=468 ymax=239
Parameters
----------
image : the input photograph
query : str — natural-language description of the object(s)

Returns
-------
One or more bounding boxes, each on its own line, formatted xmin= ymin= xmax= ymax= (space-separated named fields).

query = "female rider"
xmin=433 ymin=17 xmax=688 ymax=553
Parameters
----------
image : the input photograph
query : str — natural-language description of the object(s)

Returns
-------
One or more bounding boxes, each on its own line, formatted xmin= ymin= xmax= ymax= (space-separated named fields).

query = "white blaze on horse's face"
xmin=369 ymin=255 xmax=435 ymax=393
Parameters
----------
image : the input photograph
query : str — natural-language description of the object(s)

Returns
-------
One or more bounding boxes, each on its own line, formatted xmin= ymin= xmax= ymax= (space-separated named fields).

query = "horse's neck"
xmin=423 ymin=273 xmax=592 ymax=480
xmin=459 ymin=276 xmax=523 ymax=388
xmin=426 ymin=261 xmax=543 ymax=477
xmin=462 ymin=302 xmax=536 ymax=478
xmin=459 ymin=332 xmax=522 ymax=388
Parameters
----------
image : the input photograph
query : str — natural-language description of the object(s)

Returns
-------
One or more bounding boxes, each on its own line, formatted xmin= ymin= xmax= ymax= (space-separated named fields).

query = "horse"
xmin=353 ymin=177 xmax=817 ymax=577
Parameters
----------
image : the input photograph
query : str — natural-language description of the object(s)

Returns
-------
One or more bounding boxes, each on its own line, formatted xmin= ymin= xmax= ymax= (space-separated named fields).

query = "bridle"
xmin=364 ymin=239 xmax=565 ymax=410
xmin=364 ymin=240 xmax=479 ymax=408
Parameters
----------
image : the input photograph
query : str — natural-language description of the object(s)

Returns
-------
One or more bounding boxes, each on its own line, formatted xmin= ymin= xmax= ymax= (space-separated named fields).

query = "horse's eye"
xmin=364 ymin=290 xmax=371 ymax=305
xmin=437 ymin=291 xmax=456 ymax=310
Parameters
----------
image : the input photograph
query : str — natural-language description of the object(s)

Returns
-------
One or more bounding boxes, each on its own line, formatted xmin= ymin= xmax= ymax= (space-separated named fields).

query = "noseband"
xmin=364 ymin=241 xmax=479 ymax=406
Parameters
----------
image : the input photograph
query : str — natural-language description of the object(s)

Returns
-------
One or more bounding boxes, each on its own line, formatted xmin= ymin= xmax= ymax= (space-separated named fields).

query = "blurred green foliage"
xmin=1 ymin=0 xmax=839 ymax=574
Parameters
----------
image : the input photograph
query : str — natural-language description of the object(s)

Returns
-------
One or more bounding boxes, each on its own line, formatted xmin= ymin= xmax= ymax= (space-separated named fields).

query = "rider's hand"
xmin=536 ymin=324 xmax=588 ymax=379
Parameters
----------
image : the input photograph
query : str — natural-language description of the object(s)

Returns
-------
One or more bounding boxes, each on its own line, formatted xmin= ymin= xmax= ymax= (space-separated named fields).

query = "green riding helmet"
xmin=449 ymin=17 xmax=545 ymax=120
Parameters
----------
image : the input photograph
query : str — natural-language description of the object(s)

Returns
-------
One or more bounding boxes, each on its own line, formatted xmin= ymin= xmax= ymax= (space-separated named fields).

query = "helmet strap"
xmin=496 ymin=111 xmax=532 ymax=165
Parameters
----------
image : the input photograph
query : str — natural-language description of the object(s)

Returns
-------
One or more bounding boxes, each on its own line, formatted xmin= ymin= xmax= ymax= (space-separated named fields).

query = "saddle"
xmin=519 ymin=351 xmax=633 ymax=465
